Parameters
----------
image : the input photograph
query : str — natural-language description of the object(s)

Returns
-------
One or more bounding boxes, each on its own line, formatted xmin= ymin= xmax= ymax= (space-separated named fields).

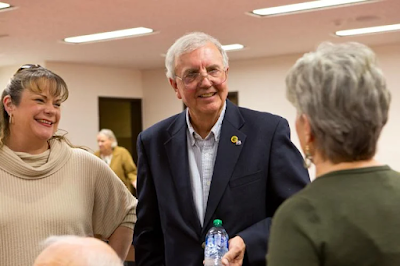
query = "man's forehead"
xmin=174 ymin=45 xmax=223 ymax=71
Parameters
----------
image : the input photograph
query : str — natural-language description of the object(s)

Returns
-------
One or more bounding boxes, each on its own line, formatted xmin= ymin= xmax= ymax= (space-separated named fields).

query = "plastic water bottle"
xmin=204 ymin=219 xmax=229 ymax=266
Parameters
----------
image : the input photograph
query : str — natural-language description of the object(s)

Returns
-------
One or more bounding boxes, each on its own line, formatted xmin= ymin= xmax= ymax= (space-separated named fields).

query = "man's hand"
xmin=221 ymin=236 xmax=246 ymax=266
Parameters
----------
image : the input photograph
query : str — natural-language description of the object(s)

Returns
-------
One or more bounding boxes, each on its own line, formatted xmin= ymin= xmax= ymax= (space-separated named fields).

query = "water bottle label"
xmin=205 ymin=234 xmax=228 ymax=250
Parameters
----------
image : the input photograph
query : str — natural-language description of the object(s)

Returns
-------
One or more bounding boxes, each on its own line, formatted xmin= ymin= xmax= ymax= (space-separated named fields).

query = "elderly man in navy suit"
xmin=133 ymin=32 xmax=310 ymax=266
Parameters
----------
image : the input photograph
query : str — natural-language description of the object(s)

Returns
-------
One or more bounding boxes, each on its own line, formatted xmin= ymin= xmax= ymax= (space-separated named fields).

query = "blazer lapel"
xmin=203 ymin=101 xmax=246 ymax=230
xmin=164 ymin=112 xmax=202 ymax=233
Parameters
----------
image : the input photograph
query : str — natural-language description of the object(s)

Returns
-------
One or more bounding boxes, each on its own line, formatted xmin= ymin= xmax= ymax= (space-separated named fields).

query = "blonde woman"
xmin=0 ymin=64 xmax=136 ymax=265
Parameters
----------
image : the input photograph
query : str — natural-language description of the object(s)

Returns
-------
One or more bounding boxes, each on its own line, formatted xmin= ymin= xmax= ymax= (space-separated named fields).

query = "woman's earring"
xmin=9 ymin=113 xmax=14 ymax=125
xmin=304 ymin=145 xmax=313 ymax=169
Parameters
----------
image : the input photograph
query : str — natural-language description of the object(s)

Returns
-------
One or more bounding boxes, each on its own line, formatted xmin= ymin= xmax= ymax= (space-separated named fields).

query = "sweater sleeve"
xmin=92 ymin=161 xmax=137 ymax=238
xmin=267 ymin=195 xmax=321 ymax=266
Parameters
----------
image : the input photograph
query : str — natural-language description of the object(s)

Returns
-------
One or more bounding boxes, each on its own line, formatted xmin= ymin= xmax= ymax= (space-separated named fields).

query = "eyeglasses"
xmin=15 ymin=64 xmax=42 ymax=74
xmin=175 ymin=68 xmax=227 ymax=90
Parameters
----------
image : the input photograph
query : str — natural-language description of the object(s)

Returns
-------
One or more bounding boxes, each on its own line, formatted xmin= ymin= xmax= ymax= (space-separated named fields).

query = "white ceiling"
xmin=0 ymin=0 xmax=399 ymax=70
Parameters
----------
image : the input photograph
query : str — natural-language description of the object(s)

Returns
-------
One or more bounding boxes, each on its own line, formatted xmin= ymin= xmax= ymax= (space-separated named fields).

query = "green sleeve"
xmin=267 ymin=195 xmax=321 ymax=266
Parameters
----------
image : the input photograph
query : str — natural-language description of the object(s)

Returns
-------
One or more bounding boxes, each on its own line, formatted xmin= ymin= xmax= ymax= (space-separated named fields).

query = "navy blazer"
xmin=134 ymin=100 xmax=310 ymax=266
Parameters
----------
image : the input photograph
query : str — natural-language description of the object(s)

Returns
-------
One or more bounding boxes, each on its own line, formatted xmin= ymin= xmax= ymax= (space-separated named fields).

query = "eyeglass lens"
xmin=183 ymin=70 xmax=226 ymax=89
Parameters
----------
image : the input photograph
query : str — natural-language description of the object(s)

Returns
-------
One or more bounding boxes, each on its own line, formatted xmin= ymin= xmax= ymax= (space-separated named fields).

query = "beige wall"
xmin=142 ymin=69 xmax=181 ymax=129
xmin=0 ymin=43 xmax=399 ymax=172
xmin=372 ymin=45 xmax=400 ymax=169
xmin=44 ymin=62 xmax=143 ymax=151
xmin=0 ymin=64 xmax=26 ymax=89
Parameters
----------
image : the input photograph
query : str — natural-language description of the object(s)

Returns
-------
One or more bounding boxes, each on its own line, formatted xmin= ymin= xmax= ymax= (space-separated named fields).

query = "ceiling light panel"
xmin=222 ymin=44 xmax=245 ymax=51
xmin=0 ymin=2 xmax=11 ymax=9
xmin=64 ymin=27 xmax=154 ymax=44
xmin=252 ymin=0 xmax=373 ymax=17
xmin=336 ymin=23 xmax=400 ymax=36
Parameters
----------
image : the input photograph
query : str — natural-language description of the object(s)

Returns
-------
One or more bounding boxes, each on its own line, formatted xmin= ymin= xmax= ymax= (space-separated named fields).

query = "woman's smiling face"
xmin=9 ymin=85 xmax=62 ymax=143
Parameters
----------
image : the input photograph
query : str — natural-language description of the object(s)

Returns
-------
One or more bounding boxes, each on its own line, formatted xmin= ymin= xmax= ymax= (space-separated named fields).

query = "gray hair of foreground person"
xmin=98 ymin=128 xmax=118 ymax=148
xmin=33 ymin=235 xmax=123 ymax=266
xmin=165 ymin=31 xmax=229 ymax=79
xmin=286 ymin=42 xmax=391 ymax=163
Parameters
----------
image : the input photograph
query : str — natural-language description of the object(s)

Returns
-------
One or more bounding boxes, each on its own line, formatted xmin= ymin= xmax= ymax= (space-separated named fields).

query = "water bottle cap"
xmin=213 ymin=219 xmax=223 ymax=227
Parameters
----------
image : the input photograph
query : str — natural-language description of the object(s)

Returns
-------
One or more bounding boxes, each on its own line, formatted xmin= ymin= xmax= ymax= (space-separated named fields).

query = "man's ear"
xmin=169 ymin=78 xmax=178 ymax=90
xmin=3 ymin=95 xmax=15 ymax=115
xmin=169 ymin=78 xmax=182 ymax=100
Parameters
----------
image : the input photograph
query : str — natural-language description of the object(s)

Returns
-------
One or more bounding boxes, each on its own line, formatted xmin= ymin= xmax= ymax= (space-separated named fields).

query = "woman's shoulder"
xmin=69 ymin=147 xmax=118 ymax=178
xmin=276 ymin=191 xmax=315 ymax=217
xmin=70 ymin=147 xmax=104 ymax=165
xmin=273 ymin=183 xmax=326 ymax=225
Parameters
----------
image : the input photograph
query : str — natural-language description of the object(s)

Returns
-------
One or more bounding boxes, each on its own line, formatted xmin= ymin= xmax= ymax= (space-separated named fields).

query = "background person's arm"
xmin=122 ymin=148 xmax=138 ymax=188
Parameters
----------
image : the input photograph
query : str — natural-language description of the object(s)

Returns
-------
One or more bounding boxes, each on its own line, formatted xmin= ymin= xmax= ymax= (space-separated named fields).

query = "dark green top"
xmin=267 ymin=165 xmax=400 ymax=266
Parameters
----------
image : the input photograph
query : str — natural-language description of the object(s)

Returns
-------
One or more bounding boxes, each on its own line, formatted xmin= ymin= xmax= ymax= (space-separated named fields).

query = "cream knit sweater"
xmin=0 ymin=139 xmax=137 ymax=266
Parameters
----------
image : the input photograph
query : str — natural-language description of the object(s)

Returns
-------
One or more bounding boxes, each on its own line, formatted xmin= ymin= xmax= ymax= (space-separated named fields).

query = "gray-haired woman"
xmin=267 ymin=42 xmax=400 ymax=266
xmin=95 ymin=129 xmax=137 ymax=195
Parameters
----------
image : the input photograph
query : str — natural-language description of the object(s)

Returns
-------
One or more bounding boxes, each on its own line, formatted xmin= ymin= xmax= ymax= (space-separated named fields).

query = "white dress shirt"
xmin=186 ymin=102 xmax=226 ymax=226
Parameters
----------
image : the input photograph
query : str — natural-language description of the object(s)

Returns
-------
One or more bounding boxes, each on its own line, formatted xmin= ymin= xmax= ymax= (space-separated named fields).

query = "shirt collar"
xmin=186 ymin=101 xmax=227 ymax=146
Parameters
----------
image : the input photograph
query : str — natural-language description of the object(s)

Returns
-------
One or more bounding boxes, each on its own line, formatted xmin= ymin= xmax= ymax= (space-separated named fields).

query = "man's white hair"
xmin=37 ymin=235 xmax=123 ymax=266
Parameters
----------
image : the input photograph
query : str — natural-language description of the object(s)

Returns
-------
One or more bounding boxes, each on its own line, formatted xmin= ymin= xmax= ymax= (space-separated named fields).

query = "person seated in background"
xmin=267 ymin=42 xmax=400 ymax=265
xmin=33 ymin=235 xmax=123 ymax=266
xmin=0 ymin=64 xmax=136 ymax=266
xmin=95 ymin=129 xmax=138 ymax=195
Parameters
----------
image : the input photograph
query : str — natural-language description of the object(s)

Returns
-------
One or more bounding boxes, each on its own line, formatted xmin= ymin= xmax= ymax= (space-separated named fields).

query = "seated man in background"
xmin=33 ymin=235 xmax=123 ymax=266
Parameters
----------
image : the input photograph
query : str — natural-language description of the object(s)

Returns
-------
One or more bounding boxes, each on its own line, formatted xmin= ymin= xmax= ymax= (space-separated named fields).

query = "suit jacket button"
xmin=202 ymin=242 xmax=205 ymax=249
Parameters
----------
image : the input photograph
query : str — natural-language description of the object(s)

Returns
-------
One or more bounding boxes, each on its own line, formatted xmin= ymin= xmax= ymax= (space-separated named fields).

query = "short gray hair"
xmin=98 ymin=129 xmax=118 ymax=148
xmin=286 ymin=42 xmax=391 ymax=163
xmin=165 ymin=32 xmax=229 ymax=79
xmin=39 ymin=235 xmax=123 ymax=266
